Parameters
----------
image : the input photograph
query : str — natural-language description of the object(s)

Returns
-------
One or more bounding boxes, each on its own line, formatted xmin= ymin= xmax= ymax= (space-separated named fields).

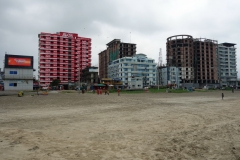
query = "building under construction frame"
xmin=166 ymin=35 xmax=219 ymax=88
xmin=166 ymin=35 xmax=195 ymax=85
xmin=98 ymin=39 xmax=136 ymax=79
xmin=193 ymin=38 xmax=218 ymax=86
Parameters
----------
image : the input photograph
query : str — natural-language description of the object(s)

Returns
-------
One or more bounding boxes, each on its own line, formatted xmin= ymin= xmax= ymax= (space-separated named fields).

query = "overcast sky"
xmin=0 ymin=0 xmax=239 ymax=78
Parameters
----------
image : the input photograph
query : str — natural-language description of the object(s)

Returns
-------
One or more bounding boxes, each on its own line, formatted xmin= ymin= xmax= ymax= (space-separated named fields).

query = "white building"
xmin=158 ymin=66 xmax=181 ymax=88
xmin=108 ymin=54 xmax=157 ymax=89
xmin=217 ymin=43 xmax=238 ymax=87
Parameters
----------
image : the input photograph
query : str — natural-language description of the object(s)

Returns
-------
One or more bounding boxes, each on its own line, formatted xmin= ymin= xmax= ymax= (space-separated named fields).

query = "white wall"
xmin=4 ymin=68 xmax=33 ymax=91
xmin=5 ymin=68 xmax=33 ymax=79
xmin=131 ymin=77 xmax=143 ymax=89
xmin=4 ymin=80 xmax=33 ymax=91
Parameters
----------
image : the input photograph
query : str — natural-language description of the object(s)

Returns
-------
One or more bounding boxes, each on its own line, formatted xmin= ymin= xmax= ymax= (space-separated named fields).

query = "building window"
xmin=10 ymin=71 xmax=17 ymax=74
xmin=9 ymin=83 xmax=17 ymax=87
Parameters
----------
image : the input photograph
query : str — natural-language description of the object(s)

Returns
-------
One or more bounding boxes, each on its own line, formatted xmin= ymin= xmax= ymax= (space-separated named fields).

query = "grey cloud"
xmin=0 ymin=0 xmax=240 ymax=78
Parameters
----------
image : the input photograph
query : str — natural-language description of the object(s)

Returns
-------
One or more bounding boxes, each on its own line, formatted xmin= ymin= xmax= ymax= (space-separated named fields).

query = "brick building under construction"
xmin=166 ymin=35 xmax=219 ymax=87
xmin=193 ymin=38 xmax=218 ymax=85
xmin=99 ymin=39 xmax=136 ymax=79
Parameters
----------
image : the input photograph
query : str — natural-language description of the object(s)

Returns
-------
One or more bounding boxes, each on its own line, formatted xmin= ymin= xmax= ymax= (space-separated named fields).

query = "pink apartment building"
xmin=38 ymin=32 xmax=91 ymax=87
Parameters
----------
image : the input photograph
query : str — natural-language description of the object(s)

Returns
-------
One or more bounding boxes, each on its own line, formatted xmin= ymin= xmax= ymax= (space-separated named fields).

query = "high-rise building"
xmin=166 ymin=35 xmax=220 ymax=88
xmin=98 ymin=39 xmax=136 ymax=79
xmin=166 ymin=35 xmax=195 ymax=84
xmin=193 ymin=38 xmax=218 ymax=85
xmin=108 ymin=54 xmax=156 ymax=88
xmin=98 ymin=50 xmax=108 ymax=79
xmin=217 ymin=43 xmax=238 ymax=87
xmin=38 ymin=32 xmax=91 ymax=87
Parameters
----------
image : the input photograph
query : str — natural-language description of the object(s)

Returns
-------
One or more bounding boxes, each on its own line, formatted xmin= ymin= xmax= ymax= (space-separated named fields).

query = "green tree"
xmin=51 ymin=79 xmax=61 ymax=86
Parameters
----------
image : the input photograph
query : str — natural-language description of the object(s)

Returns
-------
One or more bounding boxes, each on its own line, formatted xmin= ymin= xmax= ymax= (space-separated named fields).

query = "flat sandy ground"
xmin=0 ymin=90 xmax=240 ymax=160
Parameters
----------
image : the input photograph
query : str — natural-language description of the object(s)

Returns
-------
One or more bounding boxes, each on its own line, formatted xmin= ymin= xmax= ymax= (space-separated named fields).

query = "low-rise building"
xmin=81 ymin=66 xmax=98 ymax=85
xmin=4 ymin=54 xmax=34 ymax=91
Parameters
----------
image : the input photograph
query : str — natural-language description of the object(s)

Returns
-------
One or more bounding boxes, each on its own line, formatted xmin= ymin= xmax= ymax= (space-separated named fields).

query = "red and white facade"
xmin=38 ymin=32 xmax=91 ymax=86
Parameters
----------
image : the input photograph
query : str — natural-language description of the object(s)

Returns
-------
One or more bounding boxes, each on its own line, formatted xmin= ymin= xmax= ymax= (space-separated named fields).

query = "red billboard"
xmin=5 ymin=54 xmax=33 ymax=69
xmin=8 ymin=57 xmax=31 ymax=67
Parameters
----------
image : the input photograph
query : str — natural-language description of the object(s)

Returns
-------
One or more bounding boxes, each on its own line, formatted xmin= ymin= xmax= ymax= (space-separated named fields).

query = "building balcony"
xmin=39 ymin=80 xmax=51 ymax=83
xmin=49 ymin=39 xmax=58 ymax=42
xmin=39 ymin=47 xmax=49 ymax=50
xmin=40 ymin=66 xmax=58 ymax=68
xmin=39 ymin=38 xmax=49 ymax=41
xmin=39 ymin=75 xmax=56 ymax=78
xmin=40 ymin=43 xmax=51 ymax=46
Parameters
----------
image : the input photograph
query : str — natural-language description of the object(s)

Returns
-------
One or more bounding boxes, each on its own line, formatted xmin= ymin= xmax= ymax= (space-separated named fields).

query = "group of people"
xmin=94 ymin=88 xmax=121 ymax=96
xmin=93 ymin=88 xmax=109 ymax=95
xmin=95 ymin=88 xmax=109 ymax=95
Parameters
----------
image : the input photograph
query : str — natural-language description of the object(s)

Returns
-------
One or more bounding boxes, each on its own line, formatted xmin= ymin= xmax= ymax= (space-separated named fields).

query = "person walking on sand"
xmin=104 ymin=88 xmax=109 ymax=95
xmin=82 ymin=88 xmax=84 ymax=94
xmin=118 ymin=88 xmax=120 ymax=96
xmin=222 ymin=93 xmax=224 ymax=100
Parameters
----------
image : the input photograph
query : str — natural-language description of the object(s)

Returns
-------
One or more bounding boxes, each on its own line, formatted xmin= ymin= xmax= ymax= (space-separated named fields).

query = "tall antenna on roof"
xmin=158 ymin=48 xmax=162 ymax=67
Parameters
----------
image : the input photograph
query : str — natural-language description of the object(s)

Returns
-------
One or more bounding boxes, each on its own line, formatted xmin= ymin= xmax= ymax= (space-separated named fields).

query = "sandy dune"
xmin=0 ymin=90 xmax=240 ymax=159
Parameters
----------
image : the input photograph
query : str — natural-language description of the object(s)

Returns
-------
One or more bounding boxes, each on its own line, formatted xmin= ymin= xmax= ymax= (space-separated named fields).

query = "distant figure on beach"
xmin=232 ymin=88 xmax=234 ymax=93
xmin=105 ymin=89 xmax=109 ymax=95
xmin=222 ymin=93 xmax=224 ymax=100
xmin=117 ymin=88 xmax=120 ymax=96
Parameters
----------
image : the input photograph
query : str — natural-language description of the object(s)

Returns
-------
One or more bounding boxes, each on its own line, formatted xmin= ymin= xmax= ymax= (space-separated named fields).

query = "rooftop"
xmin=221 ymin=42 xmax=236 ymax=47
